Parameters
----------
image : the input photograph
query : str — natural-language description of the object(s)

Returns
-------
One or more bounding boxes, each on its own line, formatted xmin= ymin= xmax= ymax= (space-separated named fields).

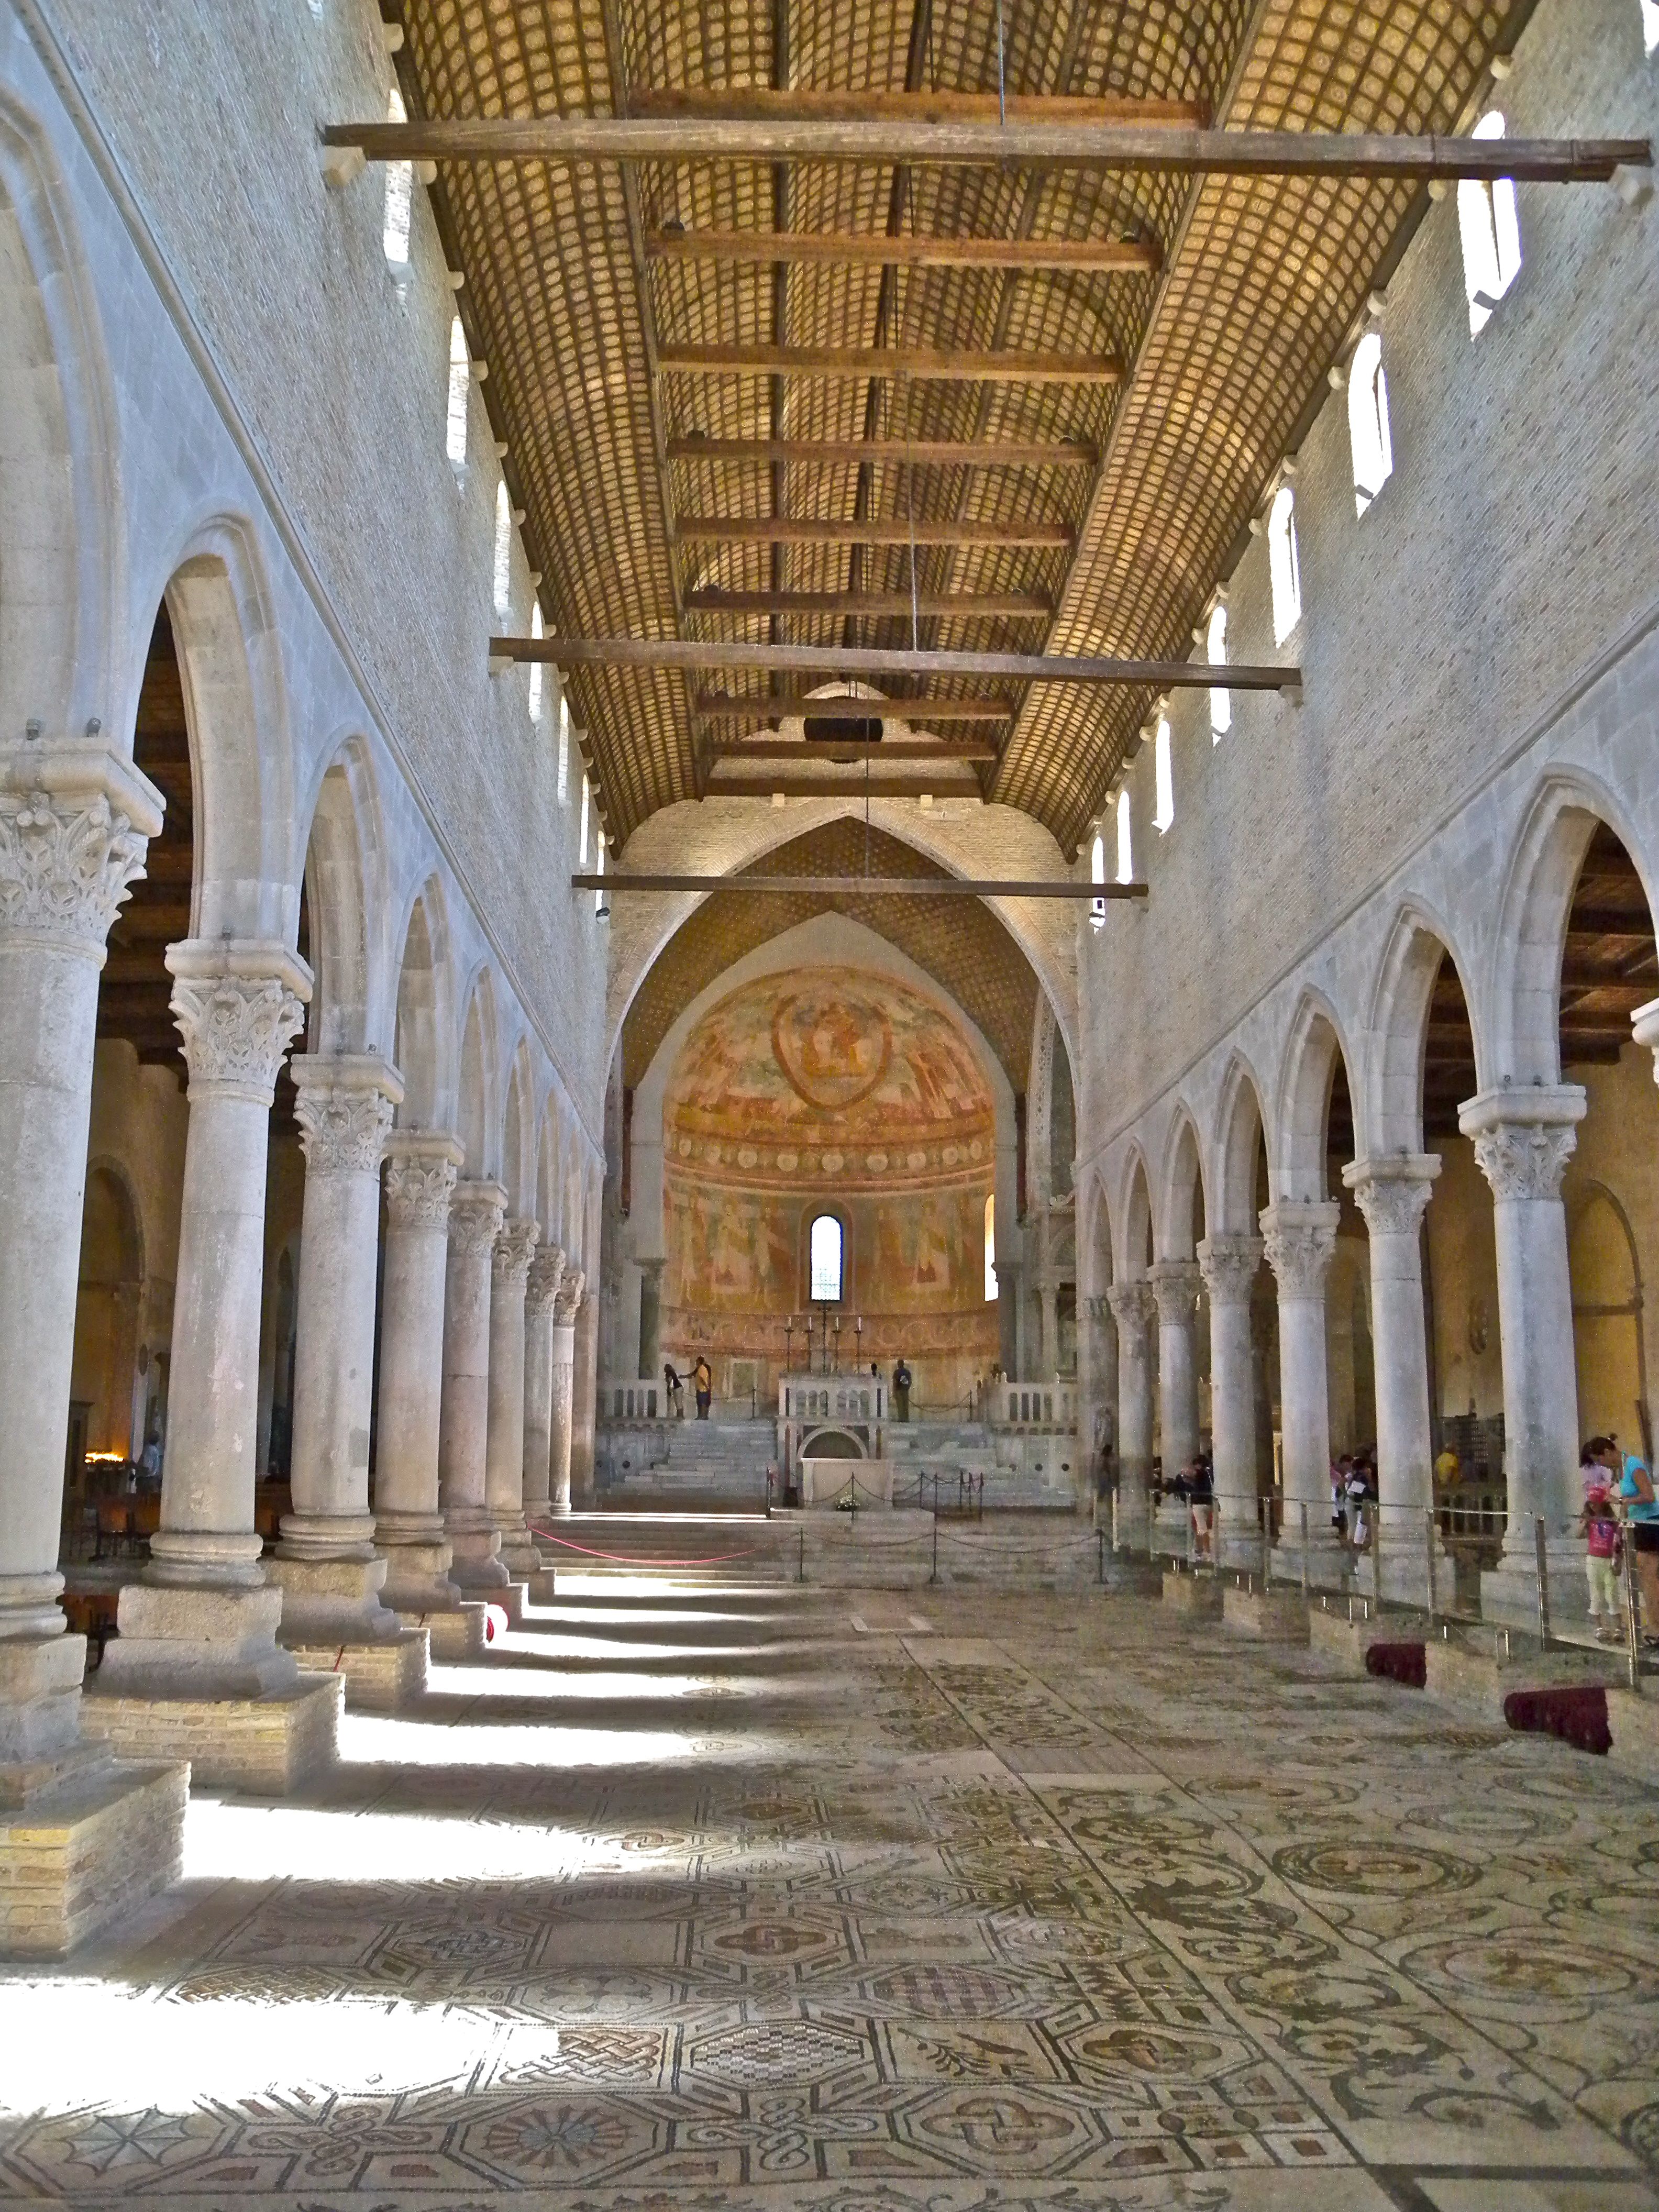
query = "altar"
xmin=798 ymin=1456 xmax=895 ymax=1508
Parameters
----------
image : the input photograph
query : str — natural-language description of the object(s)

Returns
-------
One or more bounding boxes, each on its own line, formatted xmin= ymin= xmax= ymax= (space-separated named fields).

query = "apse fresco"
xmin=661 ymin=968 xmax=1001 ymax=1393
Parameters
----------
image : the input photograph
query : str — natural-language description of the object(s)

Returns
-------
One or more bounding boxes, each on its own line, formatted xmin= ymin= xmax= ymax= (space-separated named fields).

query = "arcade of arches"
xmin=4 ymin=0 xmax=1659 ymax=2201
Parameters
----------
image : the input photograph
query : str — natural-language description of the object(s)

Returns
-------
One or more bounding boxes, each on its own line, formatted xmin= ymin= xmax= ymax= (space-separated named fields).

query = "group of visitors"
xmin=662 ymin=1357 xmax=713 ymax=1419
xmin=1167 ymin=1455 xmax=1215 ymax=1560
xmin=1330 ymin=1452 xmax=1379 ymax=1554
xmin=1579 ymin=1433 xmax=1659 ymax=1646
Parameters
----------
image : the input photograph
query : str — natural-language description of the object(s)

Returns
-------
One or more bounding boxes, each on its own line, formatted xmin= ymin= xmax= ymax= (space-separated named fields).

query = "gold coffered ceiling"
xmin=393 ymin=0 xmax=1526 ymax=850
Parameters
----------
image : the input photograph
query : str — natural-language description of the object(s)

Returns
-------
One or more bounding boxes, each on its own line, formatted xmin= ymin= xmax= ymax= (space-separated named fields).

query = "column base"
xmin=267 ymin=1555 xmax=403 ymax=1645
xmin=1308 ymin=1599 xmax=1426 ymax=1674
xmin=446 ymin=1517 xmax=510 ymax=1591
xmin=496 ymin=1518 xmax=539 ymax=1578
xmin=284 ymin=1630 xmax=427 ymax=1710
xmin=496 ymin=1581 xmax=528 ymax=1630
xmin=376 ymin=1540 xmax=463 ymax=1616
xmin=1607 ymin=1687 xmax=1659 ymax=1788
xmin=528 ymin=1563 xmax=560 ymax=1606
xmin=0 ymin=1753 xmax=187 ymax=1959
xmin=96 ymin=1583 xmax=300 ymax=1699
xmin=1162 ymin=1569 xmax=1223 ymax=1618
xmin=0 ymin=1634 xmax=87 ymax=1767
xmin=1424 ymin=1628 xmax=1618 ymax=1726
xmin=1273 ymin=1526 xmax=1352 ymax=1594
xmin=82 ymin=1674 xmax=341 ymax=1795
xmin=1480 ymin=1533 xmax=1590 ymax=1631
xmin=396 ymin=1604 xmax=490 ymax=1661
xmin=1223 ymin=1583 xmax=1310 ymax=1642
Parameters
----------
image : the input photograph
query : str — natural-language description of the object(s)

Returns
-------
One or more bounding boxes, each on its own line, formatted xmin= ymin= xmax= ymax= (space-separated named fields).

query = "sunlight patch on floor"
xmin=181 ymin=1798 xmax=604 ymax=1884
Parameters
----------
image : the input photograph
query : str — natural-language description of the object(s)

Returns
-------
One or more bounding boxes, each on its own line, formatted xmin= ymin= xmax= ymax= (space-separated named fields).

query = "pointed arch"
xmin=1116 ymin=1147 xmax=1155 ymax=1279
xmin=297 ymin=735 xmax=391 ymax=1057
xmin=501 ymin=1041 xmax=535 ymax=1216
xmin=1157 ymin=1107 xmax=1208 ymax=1261
xmin=537 ymin=1097 xmax=565 ymax=1245
xmin=1275 ymin=993 xmax=1358 ymax=1201
xmin=1367 ymin=903 xmax=1484 ymax=1155
xmin=456 ymin=969 xmax=500 ymax=1177
xmin=1214 ymin=1053 xmax=1271 ymax=1235
xmin=1081 ymin=1173 xmax=1115 ymax=1297
xmin=392 ymin=875 xmax=457 ymax=1132
xmin=1491 ymin=770 xmax=1659 ymax=1085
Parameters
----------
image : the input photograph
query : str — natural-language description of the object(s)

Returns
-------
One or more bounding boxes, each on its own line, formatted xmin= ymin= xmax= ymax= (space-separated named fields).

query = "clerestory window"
xmin=1268 ymin=484 xmax=1301 ymax=645
xmin=1347 ymin=332 xmax=1394 ymax=515
xmin=1457 ymin=113 xmax=1522 ymax=338
xmin=810 ymin=1214 xmax=844 ymax=1302
xmin=1206 ymin=602 xmax=1231 ymax=737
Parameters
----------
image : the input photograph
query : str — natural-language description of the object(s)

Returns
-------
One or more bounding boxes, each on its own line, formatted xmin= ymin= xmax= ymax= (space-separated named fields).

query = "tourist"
xmin=1330 ymin=1459 xmax=1347 ymax=1533
xmin=1345 ymin=1459 xmax=1372 ymax=1552
xmin=1583 ymin=1489 xmax=1624 ymax=1644
xmin=693 ymin=1355 xmax=713 ymax=1420
xmin=1581 ymin=1435 xmax=1615 ymax=1502
xmin=1616 ymin=1453 xmax=1659 ymax=1646
xmin=1434 ymin=1441 xmax=1460 ymax=1487
xmin=663 ymin=1361 xmax=684 ymax=1419
xmin=892 ymin=1356 xmax=912 ymax=1422
xmin=1188 ymin=1454 xmax=1214 ymax=1561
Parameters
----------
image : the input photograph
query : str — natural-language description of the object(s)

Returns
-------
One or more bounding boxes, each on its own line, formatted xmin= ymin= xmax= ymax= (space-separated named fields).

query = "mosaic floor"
xmin=4 ymin=1574 xmax=1657 ymax=2211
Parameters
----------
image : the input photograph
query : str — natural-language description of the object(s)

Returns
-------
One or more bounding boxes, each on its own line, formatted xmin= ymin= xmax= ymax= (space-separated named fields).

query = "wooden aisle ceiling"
xmin=393 ymin=0 xmax=1531 ymax=851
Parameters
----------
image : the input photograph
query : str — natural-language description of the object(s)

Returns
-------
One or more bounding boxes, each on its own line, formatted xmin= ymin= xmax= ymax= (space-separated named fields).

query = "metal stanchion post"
xmin=1299 ymin=1500 xmax=1309 ymax=1595
xmin=930 ymin=1514 xmax=938 ymax=1586
xmin=1098 ymin=1527 xmax=1105 ymax=1586
xmin=1425 ymin=1505 xmax=1438 ymax=1627
xmin=1111 ymin=1485 xmax=1120 ymax=1556
xmin=1186 ymin=1505 xmax=1196 ymax=1570
xmin=1370 ymin=1505 xmax=1383 ymax=1614
xmin=1533 ymin=1513 xmax=1551 ymax=1649
xmin=1625 ymin=1533 xmax=1643 ymax=1693
xmin=1260 ymin=1497 xmax=1271 ymax=1593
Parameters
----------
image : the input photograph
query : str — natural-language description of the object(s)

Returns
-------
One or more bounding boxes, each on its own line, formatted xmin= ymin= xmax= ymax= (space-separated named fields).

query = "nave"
xmin=1 ymin=1575 xmax=1653 ymax=2210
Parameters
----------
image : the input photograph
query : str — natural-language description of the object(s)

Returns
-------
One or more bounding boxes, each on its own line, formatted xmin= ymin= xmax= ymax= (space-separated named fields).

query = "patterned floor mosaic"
xmin=3 ymin=1577 xmax=1657 ymax=2211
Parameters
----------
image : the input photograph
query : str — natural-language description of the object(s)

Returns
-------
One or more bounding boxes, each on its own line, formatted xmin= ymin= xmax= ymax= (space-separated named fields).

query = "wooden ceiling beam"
xmin=694 ymin=691 xmax=1015 ymax=721
xmin=660 ymin=344 xmax=1120 ymax=383
xmin=670 ymin=435 xmax=1096 ymax=467
xmin=706 ymin=776 xmax=983 ymax=797
xmin=709 ymin=738 xmax=999 ymax=759
xmin=628 ymin=90 xmax=1208 ymax=127
xmin=572 ymin=871 xmax=1146 ymax=897
xmin=495 ymin=633 xmax=1301 ymax=691
xmin=676 ymin=515 xmax=1073 ymax=547
xmin=683 ymin=589 xmax=1050 ymax=616
xmin=647 ymin=227 xmax=1159 ymax=272
xmin=323 ymin=118 xmax=1650 ymax=183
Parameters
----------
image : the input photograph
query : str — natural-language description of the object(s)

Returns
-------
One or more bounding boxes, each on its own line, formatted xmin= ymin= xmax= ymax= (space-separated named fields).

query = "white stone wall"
xmin=1 ymin=0 xmax=607 ymax=1247
xmin=1076 ymin=0 xmax=1659 ymax=1269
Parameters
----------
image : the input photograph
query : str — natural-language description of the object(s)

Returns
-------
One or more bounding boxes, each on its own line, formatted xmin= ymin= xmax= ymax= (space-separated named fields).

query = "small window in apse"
xmin=810 ymin=1214 xmax=844 ymax=1302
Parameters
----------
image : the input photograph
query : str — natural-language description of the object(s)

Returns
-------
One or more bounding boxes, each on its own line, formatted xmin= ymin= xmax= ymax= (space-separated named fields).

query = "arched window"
xmin=1347 ymin=331 xmax=1393 ymax=514
xmin=493 ymin=480 xmax=512 ymax=616
xmin=1152 ymin=716 xmax=1174 ymax=834
xmin=1457 ymin=113 xmax=1521 ymax=338
xmin=1268 ymin=484 xmax=1301 ymax=644
xmin=1089 ymin=832 xmax=1106 ymax=930
xmin=579 ymin=771 xmax=590 ymax=863
xmin=810 ymin=1214 xmax=843 ymax=1302
xmin=1645 ymin=0 xmax=1659 ymax=55
xmin=382 ymin=88 xmax=413 ymax=269
xmin=1206 ymin=602 xmax=1231 ymax=737
xmin=528 ymin=604 xmax=544 ymax=722
xmin=445 ymin=315 xmax=469 ymax=470
xmin=557 ymin=693 xmax=571 ymax=803
xmin=984 ymin=1193 xmax=998 ymax=1302
xmin=594 ymin=828 xmax=606 ymax=916
xmin=1115 ymin=786 xmax=1133 ymax=883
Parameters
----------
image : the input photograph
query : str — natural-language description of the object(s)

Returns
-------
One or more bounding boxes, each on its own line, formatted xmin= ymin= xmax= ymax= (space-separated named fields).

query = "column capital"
xmin=1633 ymin=994 xmax=1659 ymax=1083
xmin=165 ymin=938 xmax=312 ymax=1106
xmin=1148 ymin=1258 xmax=1202 ymax=1326
xmin=1342 ymin=1152 xmax=1440 ymax=1236
xmin=1197 ymin=1234 xmax=1264 ymax=1307
xmin=1458 ymin=1085 xmax=1585 ymax=1202
xmin=384 ymin=1131 xmax=466 ymax=1229
xmin=1259 ymin=1200 xmax=1341 ymax=1297
xmin=448 ymin=1179 xmax=507 ymax=1258
xmin=1105 ymin=1278 xmax=1155 ymax=1332
xmin=290 ymin=1054 xmax=403 ymax=1175
xmin=0 ymin=743 xmax=163 ymax=961
xmin=553 ymin=1264 xmax=587 ymax=1324
xmin=492 ymin=1215 xmax=540 ymax=1290
xmin=527 ymin=1244 xmax=567 ymax=1315
xmin=1085 ymin=1293 xmax=1111 ymax=1322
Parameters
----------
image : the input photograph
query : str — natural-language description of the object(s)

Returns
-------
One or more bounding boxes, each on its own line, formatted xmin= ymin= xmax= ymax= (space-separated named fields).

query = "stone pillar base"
xmin=284 ymin=1629 xmax=427 ymax=1711
xmin=1307 ymin=1601 xmax=1425 ymax=1674
xmin=496 ymin=1581 xmax=528 ymax=1630
xmin=1425 ymin=1631 xmax=1617 ymax=1726
xmin=396 ymin=1603 xmax=490 ymax=1662
xmin=1223 ymin=1584 xmax=1310 ymax=1642
xmin=1103 ymin=1555 xmax=1164 ymax=1596
xmin=377 ymin=1541 xmax=463 ymax=1616
xmin=1481 ymin=1535 xmax=1590 ymax=1632
xmin=0 ymin=1754 xmax=187 ymax=1959
xmin=1607 ymin=1687 xmax=1659 ymax=1788
xmin=1162 ymin=1569 xmax=1223 ymax=1617
xmin=1271 ymin=1527 xmax=1352 ymax=1595
xmin=267 ymin=1555 xmax=402 ymax=1646
xmin=447 ymin=1521 xmax=510 ymax=1591
xmin=528 ymin=1564 xmax=561 ymax=1606
xmin=0 ymin=1635 xmax=89 ymax=1768
xmin=498 ymin=1530 xmax=540 ymax=1577
xmin=97 ymin=1583 xmax=299 ymax=1700
xmin=82 ymin=1674 xmax=341 ymax=1795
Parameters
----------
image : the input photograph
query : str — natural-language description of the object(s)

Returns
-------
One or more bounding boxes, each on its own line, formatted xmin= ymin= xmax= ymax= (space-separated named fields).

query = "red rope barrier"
xmin=528 ymin=1524 xmax=781 ymax=1567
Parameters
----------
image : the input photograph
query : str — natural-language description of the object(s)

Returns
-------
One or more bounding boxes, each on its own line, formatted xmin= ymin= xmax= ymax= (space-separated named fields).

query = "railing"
xmin=779 ymin=1374 xmax=887 ymax=1422
xmin=911 ymin=1468 xmax=986 ymax=1519
xmin=990 ymin=1380 xmax=1077 ymax=1431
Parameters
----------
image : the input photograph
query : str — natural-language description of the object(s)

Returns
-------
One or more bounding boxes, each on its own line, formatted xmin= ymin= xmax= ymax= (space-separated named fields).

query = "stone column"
xmin=488 ymin=1217 xmax=540 ymax=1576
xmin=637 ymin=1256 xmax=663 ymax=1386
xmin=571 ymin=1285 xmax=599 ymax=1503
xmin=266 ymin=1056 xmax=404 ymax=1646
xmin=523 ymin=1245 xmax=564 ymax=1541
xmin=439 ymin=1180 xmax=507 ymax=1590
xmin=1149 ymin=1260 xmax=1201 ymax=1542
xmin=1198 ymin=1236 xmax=1262 ymax=1566
xmin=1106 ymin=1280 xmax=1155 ymax=1551
xmin=101 ymin=941 xmax=312 ymax=1696
xmin=1343 ymin=1154 xmax=1448 ymax=1604
xmin=1459 ymin=1087 xmax=1587 ymax=1625
xmin=0 ymin=751 xmax=159 ymax=1761
xmin=374 ymin=1134 xmax=466 ymax=1611
xmin=549 ymin=1265 xmax=584 ymax=1514
xmin=1038 ymin=1278 xmax=1059 ymax=1379
xmin=1259 ymin=1200 xmax=1345 ymax=1585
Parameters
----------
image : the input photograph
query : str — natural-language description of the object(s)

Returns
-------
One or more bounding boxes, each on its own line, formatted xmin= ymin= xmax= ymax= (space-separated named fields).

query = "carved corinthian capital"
xmin=291 ymin=1055 xmax=403 ymax=1176
xmin=552 ymin=1266 xmax=586 ymax=1325
xmin=1259 ymin=1201 xmax=1341 ymax=1299
xmin=447 ymin=1181 xmax=507 ymax=1260
xmin=384 ymin=1133 xmax=465 ymax=1231
xmin=1458 ymin=1086 xmax=1585 ymax=1205
xmin=527 ymin=1245 xmax=567 ymax=1317
xmin=165 ymin=939 xmax=311 ymax=1107
xmin=1197 ymin=1234 xmax=1264 ymax=1308
xmin=1105 ymin=1279 xmax=1155 ymax=1336
xmin=0 ymin=785 xmax=152 ymax=960
xmin=1342 ymin=1153 xmax=1440 ymax=1238
xmin=493 ymin=1216 xmax=540 ymax=1292
xmin=1148 ymin=1259 xmax=1202 ymax=1328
